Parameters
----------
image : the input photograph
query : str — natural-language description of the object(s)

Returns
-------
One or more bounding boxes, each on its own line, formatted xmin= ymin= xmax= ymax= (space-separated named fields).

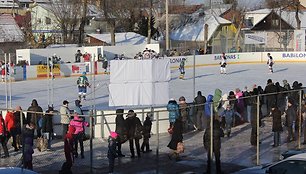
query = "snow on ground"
xmin=1 ymin=62 xmax=305 ymax=111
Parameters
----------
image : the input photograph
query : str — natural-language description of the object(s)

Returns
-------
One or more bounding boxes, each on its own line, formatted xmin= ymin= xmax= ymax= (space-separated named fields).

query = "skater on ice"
xmin=220 ymin=52 xmax=227 ymax=74
xmin=267 ymin=53 xmax=274 ymax=73
xmin=77 ymin=72 xmax=90 ymax=100
xmin=179 ymin=58 xmax=186 ymax=79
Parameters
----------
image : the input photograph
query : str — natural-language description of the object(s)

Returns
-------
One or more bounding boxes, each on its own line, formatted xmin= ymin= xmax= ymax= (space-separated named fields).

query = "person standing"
xmin=203 ymin=116 xmax=222 ymax=174
xmin=220 ymin=104 xmax=241 ymax=137
xmin=167 ymin=116 xmax=183 ymax=161
xmin=179 ymin=58 xmax=186 ymax=79
xmin=167 ymin=98 xmax=180 ymax=127
xmin=125 ymin=110 xmax=143 ymax=158
xmin=0 ymin=113 xmax=9 ymax=158
xmin=77 ymin=72 xmax=90 ymax=101
xmin=27 ymin=99 xmax=43 ymax=138
xmin=108 ymin=132 xmax=118 ymax=173
xmin=5 ymin=111 xmax=17 ymax=151
xmin=194 ymin=91 xmax=207 ymax=131
xmin=69 ymin=113 xmax=89 ymax=159
xmin=42 ymin=107 xmax=54 ymax=150
xmin=60 ymin=100 xmax=70 ymax=139
xmin=264 ymin=79 xmax=278 ymax=117
xmin=115 ymin=109 xmax=126 ymax=157
xmin=220 ymin=52 xmax=227 ymax=74
xmin=141 ymin=113 xmax=152 ymax=153
xmin=178 ymin=96 xmax=189 ymax=132
xmin=270 ymin=105 xmax=282 ymax=147
xmin=63 ymin=125 xmax=75 ymax=174
xmin=102 ymin=55 xmax=108 ymax=73
xmin=23 ymin=122 xmax=35 ymax=170
xmin=285 ymin=99 xmax=297 ymax=142
xmin=74 ymin=99 xmax=83 ymax=116
xmin=267 ymin=53 xmax=274 ymax=73
xmin=13 ymin=106 xmax=25 ymax=151
xmin=75 ymin=50 xmax=82 ymax=63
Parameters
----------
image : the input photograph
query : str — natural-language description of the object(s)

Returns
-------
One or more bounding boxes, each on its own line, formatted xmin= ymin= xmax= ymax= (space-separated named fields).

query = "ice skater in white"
xmin=220 ymin=52 xmax=227 ymax=74
xmin=267 ymin=53 xmax=274 ymax=73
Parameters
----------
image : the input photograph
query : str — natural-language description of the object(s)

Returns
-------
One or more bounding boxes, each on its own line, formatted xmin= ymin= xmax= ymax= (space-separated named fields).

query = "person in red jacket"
xmin=0 ymin=113 xmax=9 ymax=158
xmin=63 ymin=125 xmax=75 ymax=173
xmin=5 ymin=111 xmax=18 ymax=151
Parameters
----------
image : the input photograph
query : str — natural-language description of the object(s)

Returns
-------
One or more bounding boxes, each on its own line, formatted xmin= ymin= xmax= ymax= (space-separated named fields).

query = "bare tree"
xmin=49 ymin=0 xmax=83 ymax=43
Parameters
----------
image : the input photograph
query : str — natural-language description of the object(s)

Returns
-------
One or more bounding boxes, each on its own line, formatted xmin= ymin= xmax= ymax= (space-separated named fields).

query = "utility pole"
xmin=147 ymin=0 xmax=153 ymax=44
xmin=166 ymin=0 xmax=169 ymax=50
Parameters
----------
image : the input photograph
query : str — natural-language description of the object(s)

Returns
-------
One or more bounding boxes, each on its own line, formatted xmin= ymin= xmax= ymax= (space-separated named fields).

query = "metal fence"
xmin=0 ymin=88 xmax=305 ymax=173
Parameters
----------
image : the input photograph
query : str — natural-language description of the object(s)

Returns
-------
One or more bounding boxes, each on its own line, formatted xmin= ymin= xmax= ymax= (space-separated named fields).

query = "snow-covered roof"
xmin=0 ymin=14 xmax=24 ymax=43
xmin=0 ymin=0 xmax=19 ymax=8
xmin=185 ymin=0 xmax=266 ymax=9
xmin=87 ymin=32 xmax=157 ymax=46
xmin=170 ymin=14 xmax=231 ymax=42
xmin=245 ymin=8 xmax=306 ymax=29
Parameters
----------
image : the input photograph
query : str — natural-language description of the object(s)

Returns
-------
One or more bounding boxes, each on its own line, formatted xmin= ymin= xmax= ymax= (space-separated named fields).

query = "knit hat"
xmin=110 ymin=131 xmax=118 ymax=139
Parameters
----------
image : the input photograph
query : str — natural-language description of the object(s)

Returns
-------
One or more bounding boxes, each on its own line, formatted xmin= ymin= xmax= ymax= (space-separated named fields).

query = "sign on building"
xmin=294 ymin=30 xmax=305 ymax=52
xmin=244 ymin=33 xmax=267 ymax=45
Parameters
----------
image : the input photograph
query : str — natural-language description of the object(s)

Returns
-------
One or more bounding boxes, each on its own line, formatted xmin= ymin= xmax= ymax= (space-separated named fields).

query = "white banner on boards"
xmin=244 ymin=33 xmax=267 ymax=45
xmin=294 ymin=30 xmax=305 ymax=52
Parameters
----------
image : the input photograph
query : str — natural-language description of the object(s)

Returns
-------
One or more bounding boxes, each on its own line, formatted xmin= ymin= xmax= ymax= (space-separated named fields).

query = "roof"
xmin=17 ymin=0 xmax=50 ymax=2
xmin=170 ymin=14 xmax=231 ymax=42
xmin=245 ymin=8 xmax=306 ymax=29
xmin=87 ymin=32 xmax=157 ymax=46
xmin=0 ymin=0 xmax=19 ymax=8
xmin=0 ymin=14 xmax=24 ymax=43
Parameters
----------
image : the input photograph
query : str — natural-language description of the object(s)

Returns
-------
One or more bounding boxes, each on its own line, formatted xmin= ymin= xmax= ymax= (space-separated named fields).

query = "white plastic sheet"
xmin=109 ymin=59 xmax=170 ymax=107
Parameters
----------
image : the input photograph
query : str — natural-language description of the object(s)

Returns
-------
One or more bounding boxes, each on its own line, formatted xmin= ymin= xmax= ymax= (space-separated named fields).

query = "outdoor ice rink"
xmin=0 ymin=62 xmax=306 ymax=174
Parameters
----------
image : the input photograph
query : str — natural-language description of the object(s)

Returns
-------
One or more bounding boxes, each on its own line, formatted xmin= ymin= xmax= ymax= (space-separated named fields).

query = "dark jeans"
xmin=0 ymin=135 xmax=9 ymax=157
xmin=108 ymin=156 xmax=115 ymax=173
xmin=207 ymin=149 xmax=221 ymax=174
xmin=116 ymin=141 xmax=123 ymax=155
xmin=141 ymin=137 xmax=150 ymax=152
xmin=9 ymin=128 xmax=17 ymax=149
xmin=62 ymin=124 xmax=68 ymax=140
xmin=36 ymin=127 xmax=42 ymax=138
xmin=129 ymin=138 xmax=140 ymax=157
xmin=273 ymin=132 xmax=281 ymax=146
xmin=73 ymin=133 xmax=84 ymax=157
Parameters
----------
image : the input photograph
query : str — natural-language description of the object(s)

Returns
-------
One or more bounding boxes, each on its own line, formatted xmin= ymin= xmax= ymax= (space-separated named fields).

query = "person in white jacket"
xmin=60 ymin=100 xmax=70 ymax=140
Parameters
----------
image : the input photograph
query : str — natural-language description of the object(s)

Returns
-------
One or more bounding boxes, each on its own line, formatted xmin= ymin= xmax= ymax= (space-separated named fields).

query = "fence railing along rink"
xmin=0 ymin=88 xmax=305 ymax=173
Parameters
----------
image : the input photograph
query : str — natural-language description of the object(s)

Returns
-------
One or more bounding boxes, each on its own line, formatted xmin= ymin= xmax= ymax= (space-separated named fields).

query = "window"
xmin=45 ymin=17 xmax=51 ymax=25
xmin=272 ymin=19 xmax=279 ymax=27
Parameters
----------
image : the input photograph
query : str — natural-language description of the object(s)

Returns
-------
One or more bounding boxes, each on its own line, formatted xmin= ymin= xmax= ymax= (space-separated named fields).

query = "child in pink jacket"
xmin=69 ymin=113 xmax=89 ymax=159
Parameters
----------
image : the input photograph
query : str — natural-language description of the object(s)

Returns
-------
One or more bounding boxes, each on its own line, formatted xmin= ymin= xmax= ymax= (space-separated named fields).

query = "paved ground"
xmin=0 ymin=115 xmax=304 ymax=174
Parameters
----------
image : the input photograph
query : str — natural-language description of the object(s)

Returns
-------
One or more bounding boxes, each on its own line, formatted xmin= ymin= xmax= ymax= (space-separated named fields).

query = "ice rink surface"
xmin=1 ymin=62 xmax=305 ymax=111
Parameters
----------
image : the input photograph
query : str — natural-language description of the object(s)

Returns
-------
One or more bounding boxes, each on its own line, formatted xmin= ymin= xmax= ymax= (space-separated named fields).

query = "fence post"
xmin=298 ymin=90 xmax=302 ymax=149
xmin=210 ymin=103 xmax=213 ymax=170
xmin=156 ymin=111 xmax=159 ymax=160
xmin=256 ymin=95 xmax=260 ymax=165
xmin=90 ymin=112 xmax=93 ymax=173
xmin=101 ymin=111 xmax=105 ymax=138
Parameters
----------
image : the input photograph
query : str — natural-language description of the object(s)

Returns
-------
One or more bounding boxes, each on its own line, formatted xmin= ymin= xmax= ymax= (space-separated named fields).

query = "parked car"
xmin=233 ymin=153 xmax=306 ymax=174
xmin=0 ymin=167 xmax=38 ymax=174
xmin=281 ymin=149 xmax=306 ymax=159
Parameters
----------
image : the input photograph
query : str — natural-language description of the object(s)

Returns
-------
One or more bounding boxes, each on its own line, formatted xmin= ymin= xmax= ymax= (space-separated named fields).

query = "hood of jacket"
xmin=31 ymin=99 xmax=38 ymax=107
xmin=207 ymin=95 xmax=213 ymax=102
xmin=213 ymin=89 xmax=222 ymax=102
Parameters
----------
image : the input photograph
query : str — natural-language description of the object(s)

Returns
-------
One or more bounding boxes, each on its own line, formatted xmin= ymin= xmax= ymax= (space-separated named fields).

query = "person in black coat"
xmin=264 ymin=79 xmax=278 ymax=116
xmin=167 ymin=116 xmax=183 ymax=161
xmin=115 ymin=109 xmax=126 ymax=157
xmin=13 ymin=106 xmax=26 ymax=151
xmin=203 ymin=116 xmax=222 ymax=174
xmin=125 ymin=110 xmax=143 ymax=158
xmin=285 ymin=99 xmax=297 ymax=142
xmin=141 ymin=113 xmax=152 ymax=153
xmin=194 ymin=91 xmax=206 ymax=130
xmin=27 ymin=99 xmax=43 ymax=137
xmin=42 ymin=106 xmax=54 ymax=150
xmin=270 ymin=105 xmax=282 ymax=147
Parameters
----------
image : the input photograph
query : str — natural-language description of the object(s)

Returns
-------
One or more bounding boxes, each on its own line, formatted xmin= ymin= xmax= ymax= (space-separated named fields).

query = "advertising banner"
xmin=71 ymin=62 xmax=90 ymax=75
xmin=294 ymin=30 xmax=305 ymax=52
xmin=36 ymin=64 xmax=60 ymax=77
xmin=244 ymin=33 xmax=267 ymax=45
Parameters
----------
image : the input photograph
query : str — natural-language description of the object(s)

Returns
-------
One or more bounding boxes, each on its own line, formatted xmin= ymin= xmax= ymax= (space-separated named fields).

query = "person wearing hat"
xmin=270 ymin=104 xmax=282 ymax=147
xmin=42 ymin=106 xmax=54 ymax=150
xmin=108 ymin=131 xmax=118 ymax=173
xmin=220 ymin=104 xmax=241 ymax=137
xmin=115 ymin=109 xmax=126 ymax=157
xmin=77 ymin=72 xmax=90 ymax=101
xmin=60 ymin=100 xmax=71 ymax=140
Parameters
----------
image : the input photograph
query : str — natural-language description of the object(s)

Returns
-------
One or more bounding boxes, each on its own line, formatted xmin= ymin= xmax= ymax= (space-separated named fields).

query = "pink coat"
xmin=69 ymin=116 xmax=89 ymax=135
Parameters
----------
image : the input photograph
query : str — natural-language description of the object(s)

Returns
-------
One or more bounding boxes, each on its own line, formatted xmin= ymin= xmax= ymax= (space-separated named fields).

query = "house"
xmin=0 ymin=14 xmax=25 ymax=60
xmin=168 ymin=6 xmax=235 ymax=54
xmin=87 ymin=32 xmax=157 ymax=46
xmin=243 ymin=8 xmax=306 ymax=51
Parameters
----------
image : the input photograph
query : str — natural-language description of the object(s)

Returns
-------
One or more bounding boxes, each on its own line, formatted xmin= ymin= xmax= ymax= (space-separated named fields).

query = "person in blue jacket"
xmin=220 ymin=104 xmax=241 ymax=137
xmin=167 ymin=98 xmax=180 ymax=127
